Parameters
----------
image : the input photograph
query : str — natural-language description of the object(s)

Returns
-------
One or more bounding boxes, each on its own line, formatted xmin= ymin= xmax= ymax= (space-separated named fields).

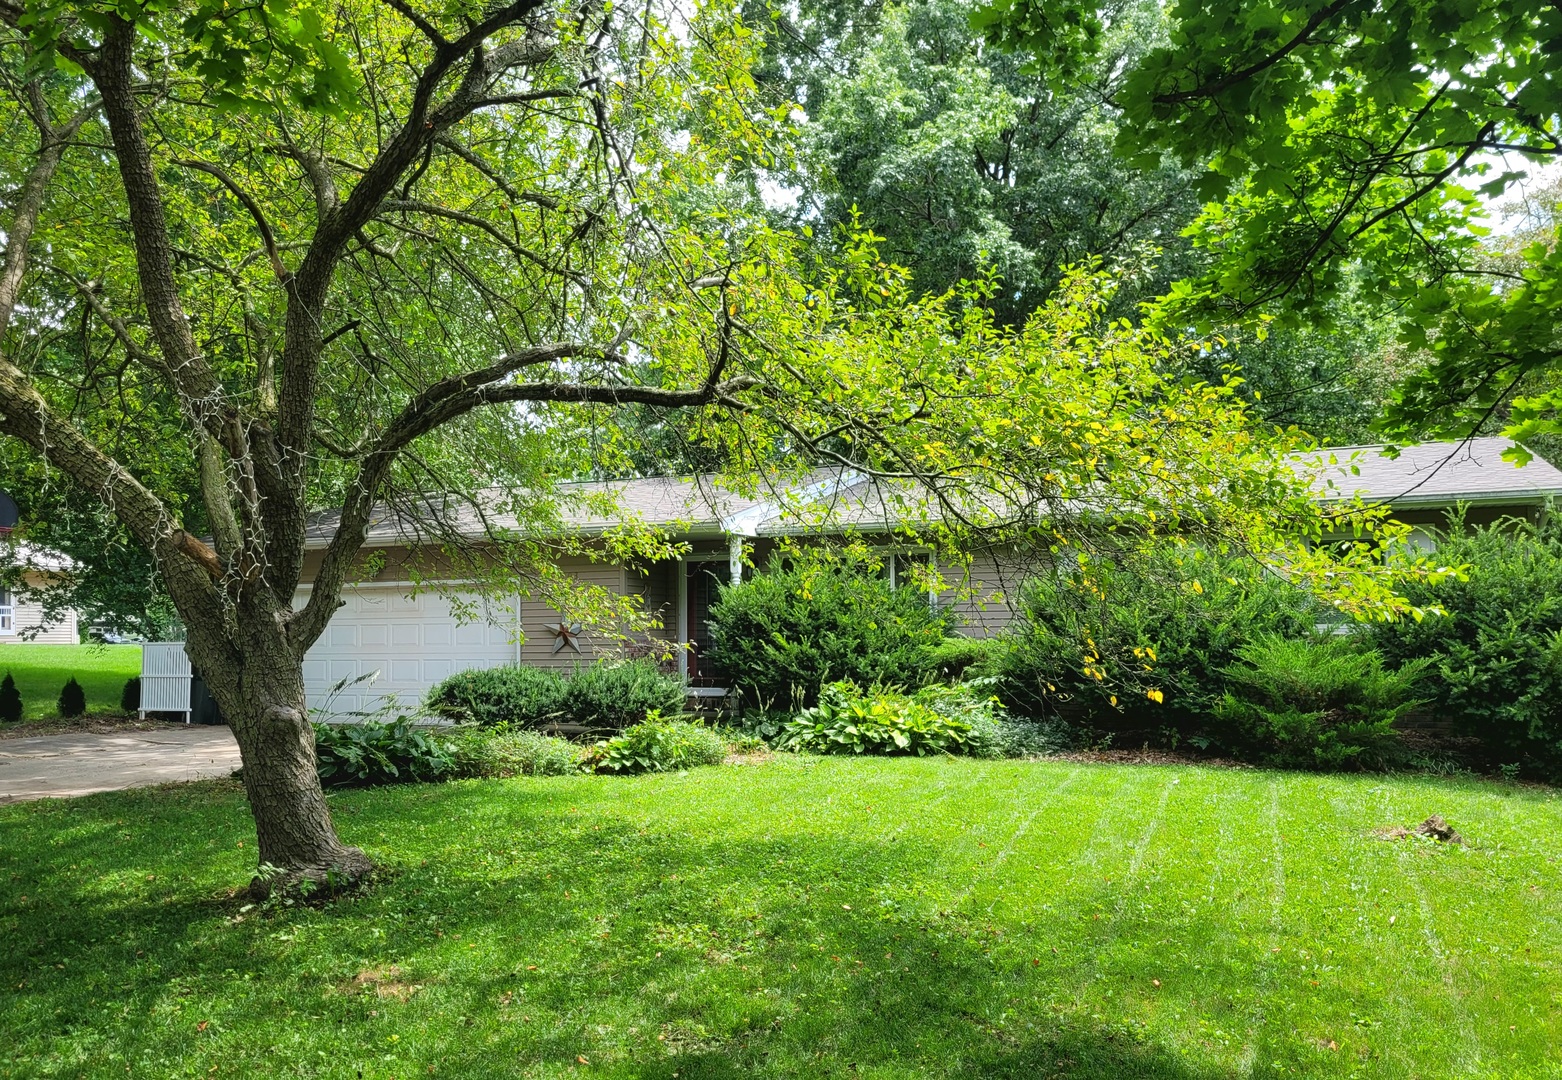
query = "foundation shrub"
xmin=994 ymin=544 xmax=1327 ymax=744
xmin=707 ymin=548 xmax=953 ymax=709
xmin=1366 ymin=513 xmax=1562 ymax=777
xmin=1214 ymin=633 xmax=1430 ymax=768
xmin=426 ymin=659 xmax=685 ymax=733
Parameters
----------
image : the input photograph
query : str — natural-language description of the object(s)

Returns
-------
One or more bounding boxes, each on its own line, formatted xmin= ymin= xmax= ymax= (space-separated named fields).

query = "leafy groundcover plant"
xmin=583 ymin=713 xmax=729 ymax=774
xmin=441 ymin=725 xmax=580 ymax=778
xmin=313 ymin=720 xmax=454 ymax=787
xmin=781 ymin=682 xmax=990 ymax=756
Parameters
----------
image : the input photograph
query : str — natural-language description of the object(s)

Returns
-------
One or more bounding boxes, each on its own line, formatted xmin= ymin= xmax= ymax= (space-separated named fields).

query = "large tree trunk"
xmin=186 ymin=627 xmax=372 ymax=897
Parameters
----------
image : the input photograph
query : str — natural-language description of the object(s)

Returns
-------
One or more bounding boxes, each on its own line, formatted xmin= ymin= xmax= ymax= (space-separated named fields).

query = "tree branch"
xmin=1150 ymin=0 xmax=1356 ymax=107
xmin=288 ymin=348 xmax=753 ymax=652
xmin=173 ymin=158 xmax=291 ymax=282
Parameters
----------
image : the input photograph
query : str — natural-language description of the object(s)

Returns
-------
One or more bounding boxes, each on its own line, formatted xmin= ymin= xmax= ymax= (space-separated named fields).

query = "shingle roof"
xmin=0 ymin=540 xmax=74 ymax=573
xmin=307 ymin=439 xmax=1562 ymax=550
xmin=1301 ymin=438 xmax=1562 ymax=507
xmin=303 ymin=474 xmax=829 ymax=550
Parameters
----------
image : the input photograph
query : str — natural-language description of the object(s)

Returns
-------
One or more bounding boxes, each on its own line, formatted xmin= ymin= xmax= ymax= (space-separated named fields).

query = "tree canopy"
xmin=977 ymin=0 xmax=1562 ymax=454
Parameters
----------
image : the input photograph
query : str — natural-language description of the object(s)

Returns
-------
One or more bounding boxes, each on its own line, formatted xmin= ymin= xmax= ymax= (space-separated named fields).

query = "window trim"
xmin=877 ymin=546 xmax=939 ymax=609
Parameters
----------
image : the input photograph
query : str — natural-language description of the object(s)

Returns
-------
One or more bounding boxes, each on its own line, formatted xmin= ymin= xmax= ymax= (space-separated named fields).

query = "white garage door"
xmin=298 ymin=584 xmax=518 ymax=719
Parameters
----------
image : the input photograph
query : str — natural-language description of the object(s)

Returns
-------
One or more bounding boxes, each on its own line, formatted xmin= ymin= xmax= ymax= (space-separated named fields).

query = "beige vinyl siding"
xmin=518 ymin=555 xmax=632 ymax=669
xmin=0 ymin=572 xmax=79 ymax=644
xmin=936 ymin=548 xmax=1036 ymax=638
xmin=627 ymin=561 xmax=680 ymax=646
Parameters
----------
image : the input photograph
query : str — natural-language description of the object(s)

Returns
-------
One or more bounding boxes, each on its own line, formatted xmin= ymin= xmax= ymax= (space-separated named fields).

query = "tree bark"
xmin=186 ymin=624 xmax=372 ymax=897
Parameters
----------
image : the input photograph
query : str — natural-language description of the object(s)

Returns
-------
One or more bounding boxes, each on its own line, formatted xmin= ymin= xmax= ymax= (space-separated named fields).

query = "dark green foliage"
xmin=995 ymin=545 xmax=1326 ymax=740
xmin=918 ymin=635 xmax=1003 ymax=683
xmin=707 ymin=551 xmax=954 ymax=709
xmin=440 ymin=725 xmax=580 ymax=778
xmin=583 ymin=714 xmax=728 ymax=774
xmin=313 ymin=720 xmax=453 ymax=786
xmin=1214 ymin=634 xmax=1429 ymax=769
xmin=560 ymin=660 xmax=687 ymax=734
xmin=425 ymin=659 xmax=686 ymax=734
xmin=57 ymin=677 xmax=86 ymax=718
xmin=1368 ymin=515 xmax=1562 ymax=775
xmin=425 ymin=665 xmax=567 ymax=728
xmin=120 ymin=676 xmax=141 ymax=714
xmin=0 ymin=672 xmax=20 ymax=722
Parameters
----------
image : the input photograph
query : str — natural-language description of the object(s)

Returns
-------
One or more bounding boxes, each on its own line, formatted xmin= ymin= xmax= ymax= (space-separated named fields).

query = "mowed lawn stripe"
xmin=3 ymin=757 xmax=1562 ymax=1078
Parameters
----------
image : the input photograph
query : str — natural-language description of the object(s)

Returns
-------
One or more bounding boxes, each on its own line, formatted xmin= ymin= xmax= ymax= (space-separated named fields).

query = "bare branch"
xmin=375 ymin=0 xmax=449 ymax=47
xmin=174 ymin=158 xmax=292 ymax=282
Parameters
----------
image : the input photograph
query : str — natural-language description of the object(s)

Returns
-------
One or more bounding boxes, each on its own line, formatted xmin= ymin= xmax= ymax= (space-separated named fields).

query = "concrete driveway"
xmin=0 ymin=726 xmax=242 ymax=803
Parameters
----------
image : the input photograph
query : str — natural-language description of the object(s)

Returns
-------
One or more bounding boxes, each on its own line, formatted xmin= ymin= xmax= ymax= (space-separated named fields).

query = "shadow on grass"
xmin=0 ymin=774 xmax=1238 ymax=1078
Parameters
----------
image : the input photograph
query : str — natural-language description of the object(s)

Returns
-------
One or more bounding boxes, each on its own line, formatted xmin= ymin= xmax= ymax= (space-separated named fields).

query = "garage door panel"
xmin=299 ymin=584 xmax=517 ymax=717
xmin=423 ymin=658 xmax=454 ymax=682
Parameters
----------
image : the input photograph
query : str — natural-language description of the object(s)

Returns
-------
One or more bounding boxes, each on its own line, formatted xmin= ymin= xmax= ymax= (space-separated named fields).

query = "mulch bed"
xmin=0 ymin=713 xmax=199 ymax=740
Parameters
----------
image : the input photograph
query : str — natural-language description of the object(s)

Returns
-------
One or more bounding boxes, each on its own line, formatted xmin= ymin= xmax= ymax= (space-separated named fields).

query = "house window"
xmin=879 ymin=550 xmax=937 ymax=608
xmin=0 ymin=589 xmax=13 ymax=634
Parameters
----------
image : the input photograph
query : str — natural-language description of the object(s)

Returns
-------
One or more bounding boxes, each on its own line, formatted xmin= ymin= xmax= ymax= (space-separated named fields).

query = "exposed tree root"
xmin=248 ymin=846 xmax=376 ymax=902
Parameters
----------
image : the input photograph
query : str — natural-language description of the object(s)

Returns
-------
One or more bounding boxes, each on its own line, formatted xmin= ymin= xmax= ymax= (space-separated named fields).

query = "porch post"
xmin=728 ymin=534 xmax=744 ymax=586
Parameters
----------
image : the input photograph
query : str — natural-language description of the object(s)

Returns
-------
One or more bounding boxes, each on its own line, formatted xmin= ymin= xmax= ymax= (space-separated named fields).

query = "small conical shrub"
xmin=58 ymin=677 xmax=86 ymax=718
xmin=0 ymin=672 xmax=21 ymax=722
xmin=120 ymin=676 xmax=141 ymax=714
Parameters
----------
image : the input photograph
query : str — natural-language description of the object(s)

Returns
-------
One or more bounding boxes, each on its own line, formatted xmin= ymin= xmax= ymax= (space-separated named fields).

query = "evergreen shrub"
xmin=58 ymin=677 xmax=86 ymax=718
xmin=707 ymin=548 xmax=952 ymax=709
xmin=1368 ymin=513 xmax=1562 ymax=776
xmin=1215 ymin=633 xmax=1430 ymax=768
xmin=425 ymin=658 xmax=685 ymax=733
xmin=994 ymin=544 xmax=1326 ymax=743
xmin=0 ymin=672 xmax=20 ymax=722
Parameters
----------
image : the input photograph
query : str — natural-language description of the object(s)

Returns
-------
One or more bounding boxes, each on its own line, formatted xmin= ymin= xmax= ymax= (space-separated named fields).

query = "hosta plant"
xmin=313 ymin=720 xmax=454 ymax=787
xmin=583 ymin=713 xmax=728 ymax=774
xmin=780 ymin=682 xmax=976 ymax=756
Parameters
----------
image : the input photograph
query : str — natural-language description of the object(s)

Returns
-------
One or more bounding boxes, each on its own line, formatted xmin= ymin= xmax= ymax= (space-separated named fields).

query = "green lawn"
xmin=2 ymin=757 xmax=1559 ymax=1079
xmin=0 ymin=644 xmax=141 ymax=718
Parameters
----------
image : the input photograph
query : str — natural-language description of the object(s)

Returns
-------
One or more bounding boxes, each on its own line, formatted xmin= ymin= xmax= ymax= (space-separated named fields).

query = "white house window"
xmin=0 ymin=588 xmax=13 ymax=634
xmin=879 ymin=550 xmax=937 ymax=608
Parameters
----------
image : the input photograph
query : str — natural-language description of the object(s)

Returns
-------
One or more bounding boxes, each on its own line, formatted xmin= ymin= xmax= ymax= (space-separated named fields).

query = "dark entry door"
xmin=684 ymin=561 xmax=730 ymax=684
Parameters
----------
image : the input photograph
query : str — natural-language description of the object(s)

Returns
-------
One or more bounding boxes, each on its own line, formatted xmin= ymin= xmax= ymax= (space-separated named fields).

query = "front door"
xmin=683 ymin=561 xmax=730 ymax=684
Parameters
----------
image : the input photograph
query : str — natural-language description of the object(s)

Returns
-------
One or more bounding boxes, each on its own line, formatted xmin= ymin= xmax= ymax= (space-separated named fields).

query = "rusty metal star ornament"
xmin=544 ymin=621 xmax=583 ymax=654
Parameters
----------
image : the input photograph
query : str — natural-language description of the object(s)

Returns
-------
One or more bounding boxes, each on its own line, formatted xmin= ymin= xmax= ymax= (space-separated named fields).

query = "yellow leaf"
xmin=1147 ymin=688 xmax=1164 ymax=704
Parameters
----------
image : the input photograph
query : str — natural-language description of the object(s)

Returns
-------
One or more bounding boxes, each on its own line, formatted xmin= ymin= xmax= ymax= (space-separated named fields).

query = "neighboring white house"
xmin=0 ymin=541 xmax=81 ymax=644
